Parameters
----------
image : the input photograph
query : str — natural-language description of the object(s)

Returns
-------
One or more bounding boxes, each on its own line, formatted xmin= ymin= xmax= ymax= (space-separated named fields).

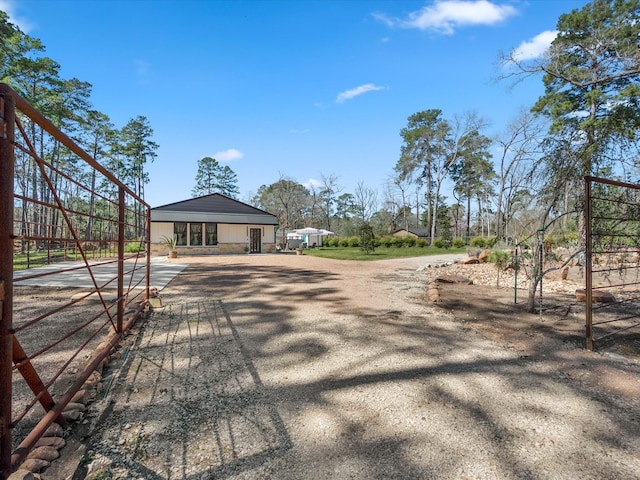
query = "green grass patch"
xmin=302 ymin=246 xmax=466 ymax=261
xmin=13 ymin=248 xmax=119 ymax=271
xmin=13 ymin=252 xmax=67 ymax=271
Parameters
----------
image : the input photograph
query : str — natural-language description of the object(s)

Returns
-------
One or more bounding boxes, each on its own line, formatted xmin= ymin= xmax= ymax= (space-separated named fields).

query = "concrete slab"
xmin=13 ymin=257 xmax=187 ymax=291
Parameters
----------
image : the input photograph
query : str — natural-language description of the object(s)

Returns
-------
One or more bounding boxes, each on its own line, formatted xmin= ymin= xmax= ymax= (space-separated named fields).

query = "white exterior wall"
xmin=220 ymin=224 xmax=247 ymax=243
xmin=221 ymin=224 xmax=275 ymax=244
xmin=150 ymin=222 xmax=174 ymax=243
xmin=150 ymin=222 xmax=276 ymax=255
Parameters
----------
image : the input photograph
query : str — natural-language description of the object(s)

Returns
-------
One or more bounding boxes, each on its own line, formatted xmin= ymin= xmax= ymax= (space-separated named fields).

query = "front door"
xmin=249 ymin=228 xmax=261 ymax=253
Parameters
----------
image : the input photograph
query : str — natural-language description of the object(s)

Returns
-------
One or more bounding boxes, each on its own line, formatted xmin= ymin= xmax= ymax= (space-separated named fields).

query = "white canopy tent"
xmin=289 ymin=227 xmax=333 ymax=248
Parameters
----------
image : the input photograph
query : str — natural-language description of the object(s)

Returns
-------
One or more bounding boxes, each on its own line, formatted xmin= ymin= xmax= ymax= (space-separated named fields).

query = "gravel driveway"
xmin=76 ymin=253 xmax=640 ymax=480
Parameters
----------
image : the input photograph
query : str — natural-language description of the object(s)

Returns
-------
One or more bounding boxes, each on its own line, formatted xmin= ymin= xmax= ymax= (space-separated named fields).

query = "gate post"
xmin=584 ymin=176 xmax=593 ymax=350
xmin=117 ymin=186 xmax=125 ymax=333
xmin=146 ymin=208 xmax=151 ymax=300
xmin=0 ymin=85 xmax=16 ymax=479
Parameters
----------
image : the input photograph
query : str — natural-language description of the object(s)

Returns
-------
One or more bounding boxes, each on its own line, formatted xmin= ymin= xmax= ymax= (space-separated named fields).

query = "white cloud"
xmin=371 ymin=12 xmax=395 ymax=28
xmin=213 ymin=149 xmax=243 ymax=162
xmin=303 ymin=178 xmax=323 ymax=190
xmin=0 ymin=0 xmax=34 ymax=32
xmin=376 ymin=0 xmax=518 ymax=35
xmin=336 ymin=83 xmax=385 ymax=103
xmin=512 ymin=30 xmax=557 ymax=61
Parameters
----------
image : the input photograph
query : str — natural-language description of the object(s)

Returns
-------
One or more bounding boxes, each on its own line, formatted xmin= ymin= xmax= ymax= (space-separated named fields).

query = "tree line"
xmin=254 ymin=0 xmax=640 ymax=246
xmin=4 ymin=0 xmax=640 ymax=249
xmin=1 ymin=11 xmax=158 ymax=246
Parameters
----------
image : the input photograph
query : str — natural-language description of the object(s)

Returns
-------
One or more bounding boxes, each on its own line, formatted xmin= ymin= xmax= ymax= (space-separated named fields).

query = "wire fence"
xmin=585 ymin=176 xmax=640 ymax=350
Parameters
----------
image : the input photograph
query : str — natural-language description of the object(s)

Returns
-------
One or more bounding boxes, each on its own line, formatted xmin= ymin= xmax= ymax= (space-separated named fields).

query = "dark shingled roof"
xmin=395 ymin=228 xmax=430 ymax=237
xmin=152 ymin=193 xmax=276 ymax=217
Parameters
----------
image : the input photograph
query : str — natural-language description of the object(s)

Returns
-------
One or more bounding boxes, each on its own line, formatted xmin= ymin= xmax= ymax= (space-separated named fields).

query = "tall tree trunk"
xmin=416 ymin=189 xmax=421 ymax=228
xmin=526 ymin=242 xmax=543 ymax=313
xmin=465 ymin=194 xmax=471 ymax=244
xmin=430 ymin=180 xmax=443 ymax=245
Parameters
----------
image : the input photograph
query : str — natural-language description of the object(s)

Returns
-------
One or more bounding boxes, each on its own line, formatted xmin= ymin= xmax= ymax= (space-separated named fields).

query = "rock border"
xmin=8 ymin=338 xmax=125 ymax=480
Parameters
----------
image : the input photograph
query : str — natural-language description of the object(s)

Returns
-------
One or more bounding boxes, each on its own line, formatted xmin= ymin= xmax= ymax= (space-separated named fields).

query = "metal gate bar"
xmin=584 ymin=175 xmax=640 ymax=350
xmin=0 ymin=83 xmax=151 ymax=478
xmin=1 ymin=84 xmax=17 ymax=480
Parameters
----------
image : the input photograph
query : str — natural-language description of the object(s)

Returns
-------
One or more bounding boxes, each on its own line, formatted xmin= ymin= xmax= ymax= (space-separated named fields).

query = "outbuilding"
xmin=393 ymin=228 xmax=430 ymax=239
xmin=150 ymin=193 xmax=279 ymax=255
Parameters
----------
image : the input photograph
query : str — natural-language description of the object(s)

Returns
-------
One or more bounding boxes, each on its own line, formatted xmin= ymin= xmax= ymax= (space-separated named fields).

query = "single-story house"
xmin=393 ymin=228 xmax=430 ymax=238
xmin=150 ymin=193 xmax=279 ymax=255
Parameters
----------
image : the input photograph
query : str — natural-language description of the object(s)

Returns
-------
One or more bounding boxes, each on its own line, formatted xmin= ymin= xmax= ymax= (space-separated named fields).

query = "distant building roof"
xmin=151 ymin=193 xmax=278 ymax=225
xmin=394 ymin=228 xmax=430 ymax=237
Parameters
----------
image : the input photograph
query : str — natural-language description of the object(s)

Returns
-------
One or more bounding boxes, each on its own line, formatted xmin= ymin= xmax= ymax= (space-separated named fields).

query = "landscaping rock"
xmin=63 ymin=402 xmax=86 ymax=412
xmin=7 ymin=469 xmax=37 ymax=480
xmin=42 ymin=423 xmax=63 ymax=437
xmin=478 ymin=249 xmax=492 ymax=263
xmin=20 ymin=459 xmax=50 ymax=473
xmin=460 ymin=257 xmax=480 ymax=265
xmin=34 ymin=436 xmax=65 ymax=449
xmin=26 ymin=446 xmax=59 ymax=462
xmin=426 ymin=284 xmax=440 ymax=303
xmin=83 ymin=370 xmax=102 ymax=388
xmin=62 ymin=409 xmax=82 ymax=421
xmin=70 ymin=389 xmax=87 ymax=404
xmin=433 ymin=274 xmax=473 ymax=285
xmin=575 ymin=289 xmax=616 ymax=303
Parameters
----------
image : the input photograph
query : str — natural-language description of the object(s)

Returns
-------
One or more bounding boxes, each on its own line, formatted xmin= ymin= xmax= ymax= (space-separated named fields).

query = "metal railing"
xmin=0 ymin=83 xmax=151 ymax=478
xmin=584 ymin=176 xmax=640 ymax=350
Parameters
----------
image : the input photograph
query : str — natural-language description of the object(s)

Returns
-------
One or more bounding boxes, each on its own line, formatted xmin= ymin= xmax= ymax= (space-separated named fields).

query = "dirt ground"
xmin=435 ymin=281 xmax=640 ymax=402
xmin=13 ymin=252 xmax=640 ymax=479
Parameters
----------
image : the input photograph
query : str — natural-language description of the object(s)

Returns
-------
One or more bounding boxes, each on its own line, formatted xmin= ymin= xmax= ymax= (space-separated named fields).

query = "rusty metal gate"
xmin=0 ymin=83 xmax=151 ymax=478
xmin=584 ymin=176 xmax=640 ymax=350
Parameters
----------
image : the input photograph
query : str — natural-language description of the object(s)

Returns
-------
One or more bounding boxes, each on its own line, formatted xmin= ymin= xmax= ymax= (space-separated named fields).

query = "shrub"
xmin=553 ymin=233 xmax=579 ymax=247
xmin=416 ymin=239 xmax=427 ymax=248
xmin=545 ymin=251 xmax=560 ymax=262
xmin=433 ymin=239 xmax=445 ymax=248
xmin=489 ymin=250 xmax=511 ymax=288
xmin=392 ymin=236 xmax=406 ymax=247
xmin=486 ymin=237 xmax=498 ymax=248
xmin=564 ymin=232 xmax=579 ymax=245
xmin=381 ymin=236 xmax=394 ymax=248
xmin=340 ymin=238 xmax=350 ymax=247
xmin=488 ymin=250 xmax=510 ymax=264
xmin=125 ymin=241 xmax=145 ymax=253
xmin=348 ymin=236 xmax=361 ymax=248
xmin=470 ymin=237 xmax=486 ymax=248
xmin=359 ymin=222 xmax=375 ymax=254
xmin=404 ymin=236 xmax=417 ymax=247
xmin=453 ymin=238 xmax=465 ymax=248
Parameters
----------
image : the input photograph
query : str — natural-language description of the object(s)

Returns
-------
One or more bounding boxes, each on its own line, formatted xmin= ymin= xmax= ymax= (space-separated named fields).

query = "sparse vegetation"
xmin=304 ymin=246 xmax=465 ymax=261
xmin=488 ymin=250 xmax=511 ymax=288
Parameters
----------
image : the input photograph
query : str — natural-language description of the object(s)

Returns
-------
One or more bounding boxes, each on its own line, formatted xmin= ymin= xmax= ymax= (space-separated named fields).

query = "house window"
xmin=190 ymin=223 xmax=203 ymax=246
xmin=172 ymin=222 xmax=218 ymax=246
xmin=174 ymin=222 xmax=187 ymax=246
xmin=205 ymin=223 xmax=218 ymax=245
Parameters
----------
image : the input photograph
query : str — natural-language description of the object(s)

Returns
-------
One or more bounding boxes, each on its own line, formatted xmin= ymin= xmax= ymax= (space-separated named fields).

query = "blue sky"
xmin=2 ymin=0 xmax=589 ymax=208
